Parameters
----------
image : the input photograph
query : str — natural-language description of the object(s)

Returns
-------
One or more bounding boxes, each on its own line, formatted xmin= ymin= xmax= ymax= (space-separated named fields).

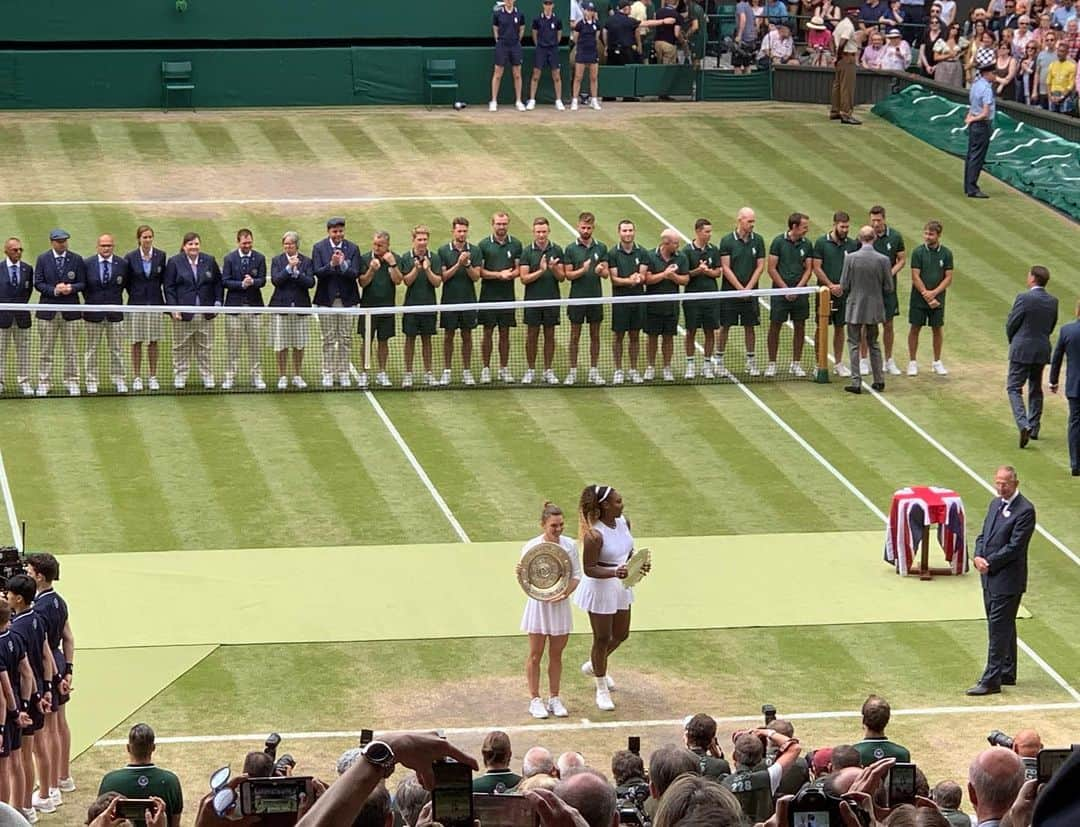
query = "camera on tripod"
xmin=615 ymin=781 xmax=650 ymax=826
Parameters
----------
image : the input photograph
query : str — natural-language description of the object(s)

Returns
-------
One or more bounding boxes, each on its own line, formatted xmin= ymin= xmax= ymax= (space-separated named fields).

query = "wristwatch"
xmin=361 ymin=740 xmax=397 ymax=778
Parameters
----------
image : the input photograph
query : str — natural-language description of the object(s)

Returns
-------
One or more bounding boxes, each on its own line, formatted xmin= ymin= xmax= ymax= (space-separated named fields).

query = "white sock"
xmin=595 ymin=676 xmax=607 ymax=691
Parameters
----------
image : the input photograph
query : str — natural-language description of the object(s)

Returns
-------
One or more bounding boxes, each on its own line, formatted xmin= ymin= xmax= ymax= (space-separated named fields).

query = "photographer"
xmin=683 ymin=714 xmax=732 ymax=780
xmin=644 ymin=746 xmax=699 ymax=820
xmin=652 ymin=775 xmax=742 ymax=827
xmin=931 ymin=780 xmax=972 ymax=827
xmin=721 ymin=729 xmax=802 ymax=824
xmin=611 ymin=750 xmax=648 ymax=824
xmin=767 ymin=720 xmax=810 ymax=796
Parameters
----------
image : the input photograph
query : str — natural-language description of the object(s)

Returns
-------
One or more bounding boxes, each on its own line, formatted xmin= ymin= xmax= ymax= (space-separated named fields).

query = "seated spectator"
xmin=557 ymin=751 xmax=587 ymax=778
xmin=853 ymin=695 xmax=910 ymax=766
xmin=611 ymin=749 xmax=648 ymax=793
xmin=860 ymin=0 xmax=888 ymax=28
xmin=768 ymin=720 xmax=810 ymax=796
xmin=554 ymin=769 xmax=618 ymax=827
xmin=807 ymin=16 xmax=836 ymax=65
xmin=759 ymin=21 xmax=800 ymax=63
xmin=86 ymin=792 xmax=122 ymax=825
xmin=393 ymin=772 xmax=430 ymax=827
xmin=683 ymin=713 xmax=732 ymax=780
xmin=97 ymin=724 xmax=182 ymax=827
xmin=931 ymin=779 xmax=972 ymax=827
xmin=353 ymin=784 xmax=393 ymax=827
xmin=652 ymin=774 xmax=743 ymax=827
xmin=831 ymin=744 xmax=862 ymax=771
xmin=519 ymin=774 xmax=559 ymax=792
xmin=880 ymin=28 xmax=913 ymax=68
xmin=337 ymin=747 xmax=362 ymax=776
xmin=967 ymin=747 xmax=1026 ymax=827
xmin=721 ymin=728 xmax=802 ymax=824
xmin=880 ymin=0 xmax=907 ymax=28
xmin=1046 ymin=39 xmax=1077 ymax=109
xmin=242 ymin=751 xmax=274 ymax=777
xmin=809 ymin=746 xmax=834 ymax=780
xmin=523 ymin=746 xmax=558 ymax=780
xmin=862 ymin=30 xmax=888 ymax=66
xmin=645 ymin=745 xmax=700 ymax=819
xmin=766 ymin=0 xmax=790 ymax=26
xmin=473 ymin=730 xmax=522 ymax=792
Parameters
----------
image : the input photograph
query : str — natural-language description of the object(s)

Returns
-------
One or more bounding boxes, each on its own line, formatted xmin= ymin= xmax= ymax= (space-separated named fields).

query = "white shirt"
xmin=570 ymin=0 xmax=584 ymax=23
xmin=880 ymin=39 xmax=911 ymax=69
xmin=759 ymin=29 xmax=795 ymax=59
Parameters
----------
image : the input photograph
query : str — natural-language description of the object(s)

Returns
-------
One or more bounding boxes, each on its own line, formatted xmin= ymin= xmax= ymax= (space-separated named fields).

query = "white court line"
xmin=626 ymin=194 xmax=1080 ymax=703
xmin=363 ymin=391 xmax=471 ymax=544
xmin=93 ymin=700 xmax=1080 ymax=747
xmin=0 ymin=193 xmax=634 ymax=208
xmin=0 ymin=447 xmax=21 ymax=550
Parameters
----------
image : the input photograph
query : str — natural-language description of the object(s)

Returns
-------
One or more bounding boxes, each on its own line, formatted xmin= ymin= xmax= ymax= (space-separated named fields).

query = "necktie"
xmin=56 ymin=256 xmax=65 ymax=275
xmin=102 ymin=259 xmax=110 ymax=285
xmin=9 ymin=265 xmax=16 ymax=288
xmin=241 ymin=256 xmax=250 ymax=274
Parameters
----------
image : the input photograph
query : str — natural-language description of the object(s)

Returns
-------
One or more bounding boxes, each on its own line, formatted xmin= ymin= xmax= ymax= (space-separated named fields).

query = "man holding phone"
xmin=98 ymin=724 xmax=183 ymax=827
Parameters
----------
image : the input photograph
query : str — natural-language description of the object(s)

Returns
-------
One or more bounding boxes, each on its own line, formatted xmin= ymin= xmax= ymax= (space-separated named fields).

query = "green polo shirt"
xmin=684 ymin=241 xmax=721 ymax=293
xmin=359 ymin=251 xmax=400 ymax=307
xmin=478 ymin=233 xmax=523 ymax=302
xmin=910 ymin=242 xmax=953 ymax=298
xmin=769 ymin=233 xmax=813 ymax=287
xmin=98 ymin=764 xmax=184 ymax=826
xmin=853 ymin=738 xmax=911 ymax=766
xmin=520 ymin=241 xmax=564 ymax=300
xmin=472 ymin=769 xmax=523 ymax=793
xmin=563 ymin=238 xmax=608 ymax=299
xmin=400 ymin=249 xmax=443 ymax=307
xmin=872 ymin=226 xmax=905 ymax=268
xmin=688 ymin=2 xmax=708 ymax=57
xmin=812 ymin=233 xmax=859 ymax=285
xmin=717 ymin=231 xmax=766 ymax=289
xmin=607 ymin=243 xmax=648 ymax=296
xmin=646 ymin=247 xmax=689 ymax=296
xmin=437 ymin=241 xmax=481 ymax=304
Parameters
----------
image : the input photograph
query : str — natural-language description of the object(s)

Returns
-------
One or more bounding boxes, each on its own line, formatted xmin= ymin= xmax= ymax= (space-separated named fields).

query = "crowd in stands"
xmin=82 ymin=696 xmax=1076 ymax=826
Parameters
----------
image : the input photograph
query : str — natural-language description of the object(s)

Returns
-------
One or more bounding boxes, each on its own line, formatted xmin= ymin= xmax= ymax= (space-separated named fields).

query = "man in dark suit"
xmin=83 ymin=234 xmax=129 ymax=394
xmin=968 ymin=465 xmax=1035 ymax=695
xmin=33 ymin=228 xmax=86 ymax=397
xmin=164 ymin=231 xmax=222 ymax=390
xmin=839 ymin=226 xmax=893 ymax=394
xmin=221 ymin=228 xmax=267 ymax=391
xmin=311 ymin=217 xmax=361 ymax=388
xmin=124 ymin=225 xmax=168 ymax=392
xmin=0 ymin=237 xmax=35 ymax=396
xmin=1049 ymin=299 xmax=1080 ymax=476
xmin=269 ymin=230 xmax=315 ymax=391
xmin=1006 ymin=265 xmax=1058 ymax=448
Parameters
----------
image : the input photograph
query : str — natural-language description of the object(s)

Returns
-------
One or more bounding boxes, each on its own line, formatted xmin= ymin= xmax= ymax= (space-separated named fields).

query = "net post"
xmin=363 ymin=311 xmax=372 ymax=371
xmin=814 ymin=286 xmax=830 ymax=384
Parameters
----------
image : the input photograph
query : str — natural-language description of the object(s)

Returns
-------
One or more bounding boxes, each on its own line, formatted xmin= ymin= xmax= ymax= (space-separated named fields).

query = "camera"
xmin=0 ymin=547 xmax=24 ymax=590
xmin=264 ymin=732 xmax=282 ymax=761
xmin=788 ymin=786 xmax=870 ymax=827
xmin=615 ymin=782 xmax=650 ymax=826
xmin=763 ymin=704 xmax=777 ymax=725
xmin=987 ymin=729 xmax=1014 ymax=749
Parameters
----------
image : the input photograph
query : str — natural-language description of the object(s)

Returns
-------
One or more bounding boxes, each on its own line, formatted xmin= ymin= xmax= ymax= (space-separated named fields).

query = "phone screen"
xmin=888 ymin=764 xmax=917 ymax=807
xmin=472 ymin=793 xmax=539 ymax=827
xmin=433 ymin=761 xmax=474 ymax=827
xmin=243 ymin=778 xmax=309 ymax=814
xmin=792 ymin=814 xmax=830 ymax=827
xmin=114 ymin=800 xmax=158 ymax=819
xmin=1037 ymin=749 xmax=1071 ymax=783
xmin=628 ymin=736 xmax=641 ymax=755
xmin=360 ymin=729 xmax=374 ymax=746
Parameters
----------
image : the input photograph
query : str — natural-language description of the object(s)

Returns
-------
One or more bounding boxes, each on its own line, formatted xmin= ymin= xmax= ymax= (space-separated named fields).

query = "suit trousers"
xmin=172 ymin=317 xmax=214 ymax=383
xmin=980 ymin=591 xmax=1022 ymax=686
xmin=831 ymin=53 xmax=855 ymax=117
xmin=319 ymin=305 xmax=354 ymax=379
xmin=1006 ymin=360 xmax=1045 ymax=434
xmin=1068 ymin=397 xmax=1080 ymax=471
xmin=84 ymin=322 xmax=125 ymax=385
xmin=847 ymin=322 xmax=883 ymax=384
xmin=965 ymin=120 xmax=991 ymax=195
xmin=38 ymin=317 xmax=79 ymax=385
xmin=0 ymin=327 xmax=31 ymax=386
xmin=224 ymin=314 xmax=263 ymax=382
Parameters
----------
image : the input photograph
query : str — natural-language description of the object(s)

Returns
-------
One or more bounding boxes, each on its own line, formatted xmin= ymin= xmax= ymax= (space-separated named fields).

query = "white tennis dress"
xmin=520 ymin=534 xmax=582 ymax=636
xmin=573 ymin=516 xmax=635 ymax=615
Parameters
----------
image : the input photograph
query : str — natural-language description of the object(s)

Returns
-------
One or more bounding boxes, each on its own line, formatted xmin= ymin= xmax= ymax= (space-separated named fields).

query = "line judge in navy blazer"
xmin=163 ymin=231 xmax=222 ymax=389
xmin=33 ymin=228 xmax=86 ymax=395
xmin=269 ymin=230 xmax=316 ymax=390
xmin=83 ymin=233 xmax=130 ymax=394
xmin=0 ymin=236 xmax=35 ymax=395
xmin=967 ymin=465 xmax=1035 ymax=696
xmin=1005 ymin=265 xmax=1058 ymax=447
xmin=1049 ymin=299 xmax=1080 ymax=475
xmin=311 ymin=216 xmax=361 ymax=387
xmin=221 ymin=228 xmax=268 ymax=390
xmin=124 ymin=224 xmax=168 ymax=390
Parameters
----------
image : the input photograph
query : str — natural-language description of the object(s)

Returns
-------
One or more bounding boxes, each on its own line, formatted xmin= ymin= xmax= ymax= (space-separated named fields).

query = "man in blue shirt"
xmin=528 ymin=0 xmax=565 ymax=110
xmin=965 ymin=48 xmax=997 ymax=199
xmin=490 ymin=0 xmax=527 ymax=112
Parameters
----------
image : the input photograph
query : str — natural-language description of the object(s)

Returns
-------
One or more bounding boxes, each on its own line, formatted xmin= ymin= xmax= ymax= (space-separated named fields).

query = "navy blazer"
xmin=123 ymin=248 xmax=167 ymax=306
xmin=974 ymin=493 xmax=1034 ymax=597
xmin=311 ymin=238 xmax=361 ymax=307
xmin=34 ymin=249 xmax=86 ymax=321
xmin=164 ymin=253 xmax=223 ymax=321
xmin=1050 ymin=319 xmax=1080 ymax=399
xmin=1006 ymin=287 xmax=1058 ymax=365
xmin=221 ymin=249 xmax=268 ymax=307
xmin=269 ymin=253 xmax=315 ymax=308
xmin=83 ymin=255 xmax=129 ymax=323
xmin=0 ymin=260 xmax=34 ymax=329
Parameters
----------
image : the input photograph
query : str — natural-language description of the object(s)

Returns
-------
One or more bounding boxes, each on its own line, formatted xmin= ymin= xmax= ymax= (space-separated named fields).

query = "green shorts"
xmin=478 ymin=307 xmax=517 ymax=328
xmin=644 ymin=312 xmax=678 ymax=336
xmin=523 ymin=306 xmax=561 ymax=327
xmin=403 ymin=312 xmax=437 ymax=337
xmin=440 ymin=309 xmax=478 ymax=330
xmin=612 ymin=302 xmax=644 ymax=333
xmin=818 ymin=293 xmax=847 ymax=327
xmin=769 ymin=294 xmax=810 ymax=324
xmin=567 ymin=304 xmax=603 ymax=325
xmin=359 ymin=314 xmax=396 ymax=341
xmin=909 ymin=301 xmax=945 ymax=328
xmin=718 ymin=296 xmax=759 ymax=327
xmin=884 ymin=290 xmax=899 ymax=319
xmin=683 ymin=298 xmax=720 ymax=331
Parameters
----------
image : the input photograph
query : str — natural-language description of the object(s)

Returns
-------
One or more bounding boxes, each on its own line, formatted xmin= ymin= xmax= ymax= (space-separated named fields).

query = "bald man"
xmin=644 ymin=229 xmax=689 ymax=381
xmin=555 ymin=769 xmax=619 ymax=827
xmin=968 ymin=747 xmax=1025 ymax=826
xmin=557 ymin=751 xmax=587 ymax=778
xmin=83 ymin=234 xmax=129 ymax=393
xmin=523 ymin=747 xmax=557 ymax=779
xmin=717 ymin=208 xmax=766 ymax=378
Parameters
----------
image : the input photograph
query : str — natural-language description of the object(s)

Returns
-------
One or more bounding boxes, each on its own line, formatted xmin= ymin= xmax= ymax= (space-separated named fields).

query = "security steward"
xmin=964 ymin=47 xmax=997 ymax=199
xmin=606 ymin=0 xmax=643 ymax=65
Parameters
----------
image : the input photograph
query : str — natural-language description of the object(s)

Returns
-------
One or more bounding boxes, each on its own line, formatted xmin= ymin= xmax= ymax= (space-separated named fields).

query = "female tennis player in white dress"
xmin=519 ymin=501 xmax=581 ymax=720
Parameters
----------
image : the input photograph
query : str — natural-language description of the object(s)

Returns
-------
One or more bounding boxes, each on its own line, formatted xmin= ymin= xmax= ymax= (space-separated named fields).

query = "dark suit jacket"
xmin=269 ymin=253 xmax=315 ymax=308
xmin=221 ymin=249 xmax=268 ymax=307
xmin=1006 ymin=287 xmax=1058 ymax=364
xmin=0 ymin=260 xmax=34 ymax=329
xmin=83 ymin=255 xmax=129 ymax=323
xmin=1049 ymin=319 xmax=1080 ymax=399
xmin=973 ymin=493 xmax=1034 ymax=597
xmin=123 ymin=248 xmax=167 ymax=305
xmin=164 ymin=253 xmax=223 ymax=321
xmin=311 ymin=238 xmax=361 ymax=307
xmin=33 ymin=250 xmax=86 ymax=321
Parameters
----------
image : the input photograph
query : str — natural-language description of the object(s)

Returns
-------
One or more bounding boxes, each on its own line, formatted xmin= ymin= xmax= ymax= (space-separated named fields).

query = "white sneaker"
xmin=253 ymin=377 xmax=267 ymax=391
xmin=58 ymin=777 xmax=76 ymax=793
xmin=463 ymin=369 xmax=476 ymax=386
xmin=356 ymin=372 xmax=367 ymax=388
xmin=544 ymin=369 xmax=558 ymax=385
xmin=31 ymin=794 xmax=55 ymax=814
xmin=702 ymin=362 xmax=714 ymax=379
xmin=115 ymin=379 xmax=128 ymax=394
xmin=521 ymin=369 xmax=535 ymax=385
xmin=764 ymin=362 xmax=777 ymax=378
xmin=746 ymin=359 xmax=760 ymax=377
xmin=684 ymin=362 xmax=696 ymax=380
xmin=590 ymin=98 xmax=602 ymax=111
xmin=860 ymin=358 xmax=871 ymax=376
xmin=480 ymin=367 xmax=492 ymax=384
xmin=554 ymin=99 xmax=565 ymax=111
xmin=499 ymin=367 xmax=515 ymax=383
xmin=49 ymin=788 xmax=61 ymax=806
xmin=36 ymin=383 xmax=49 ymax=397
xmin=173 ymin=378 xmax=185 ymax=390
xmin=907 ymin=361 xmax=919 ymax=376
xmin=376 ymin=371 xmax=391 ymax=387
xmin=277 ymin=376 xmax=289 ymax=390
xmin=339 ymin=373 xmax=352 ymax=388
xmin=595 ymin=687 xmax=615 ymax=711
xmin=835 ymin=363 xmax=852 ymax=377
xmin=526 ymin=98 xmax=536 ymax=111
xmin=67 ymin=381 xmax=80 ymax=396
xmin=548 ymin=696 xmax=569 ymax=717
xmin=643 ymin=366 xmax=656 ymax=381
xmin=132 ymin=377 xmax=144 ymax=392
xmin=440 ymin=369 xmax=452 ymax=386
xmin=322 ymin=374 xmax=334 ymax=388
xmin=292 ymin=376 xmax=307 ymax=390
xmin=148 ymin=376 xmax=160 ymax=391
xmin=489 ymin=100 xmax=498 ymax=112
xmin=570 ymin=98 xmax=579 ymax=111
xmin=612 ymin=369 xmax=625 ymax=385
xmin=21 ymin=807 xmax=36 ymax=824
xmin=564 ymin=368 xmax=577 ymax=386
xmin=932 ymin=360 xmax=948 ymax=376
xmin=424 ymin=372 xmax=438 ymax=386
xmin=19 ymin=382 xmax=33 ymax=396
xmin=515 ymin=100 xmax=526 ymax=111
xmin=790 ymin=362 xmax=806 ymax=378
xmin=402 ymin=372 xmax=414 ymax=388
xmin=630 ymin=369 xmax=644 ymax=384
xmin=662 ymin=367 xmax=674 ymax=382
xmin=85 ymin=381 xmax=98 ymax=395
xmin=581 ymin=660 xmax=616 ymax=690
xmin=588 ymin=367 xmax=605 ymax=385
xmin=203 ymin=378 xmax=215 ymax=390
xmin=885 ymin=358 xmax=902 ymax=376
xmin=529 ymin=697 xmax=549 ymax=719
xmin=221 ymin=377 xmax=234 ymax=390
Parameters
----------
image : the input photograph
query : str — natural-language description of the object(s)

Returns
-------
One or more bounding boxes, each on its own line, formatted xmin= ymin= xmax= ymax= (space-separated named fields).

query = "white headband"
xmin=594 ymin=485 xmax=612 ymax=503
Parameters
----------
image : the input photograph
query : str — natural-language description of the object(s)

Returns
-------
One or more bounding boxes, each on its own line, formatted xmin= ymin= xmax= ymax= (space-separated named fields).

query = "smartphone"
xmin=791 ymin=813 xmax=831 ymax=827
xmin=628 ymin=736 xmax=641 ymax=755
xmin=360 ymin=728 xmax=374 ymax=747
xmin=887 ymin=763 xmax=917 ymax=807
xmin=114 ymin=799 xmax=159 ymax=819
xmin=1037 ymin=748 xmax=1072 ymax=783
xmin=238 ymin=776 xmax=310 ymax=815
xmin=472 ymin=793 xmax=540 ymax=827
xmin=762 ymin=704 xmax=777 ymax=725
xmin=432 ymin=760 xmax=474 ymax=827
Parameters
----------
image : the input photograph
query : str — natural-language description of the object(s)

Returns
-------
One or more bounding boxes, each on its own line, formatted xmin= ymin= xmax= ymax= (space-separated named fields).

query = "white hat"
xmin=808 ymin=15 xmax=827 ymax=29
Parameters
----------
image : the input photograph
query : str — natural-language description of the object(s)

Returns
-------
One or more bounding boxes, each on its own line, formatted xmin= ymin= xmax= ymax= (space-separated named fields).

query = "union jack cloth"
xmin=884 ymin=486 xmax=968 ymax=575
